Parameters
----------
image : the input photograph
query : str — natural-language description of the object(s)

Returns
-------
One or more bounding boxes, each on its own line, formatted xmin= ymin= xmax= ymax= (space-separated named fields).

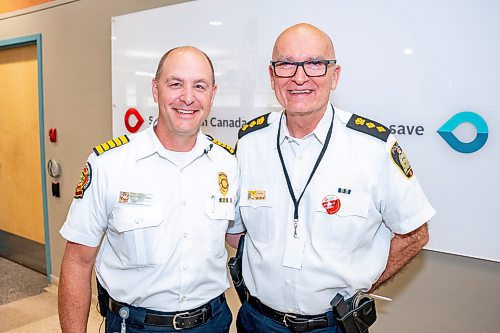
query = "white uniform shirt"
xmin=60 ymin=122 xmax=243 ymax=311
xmin=236 ymin=105 xmax=435 ymax=315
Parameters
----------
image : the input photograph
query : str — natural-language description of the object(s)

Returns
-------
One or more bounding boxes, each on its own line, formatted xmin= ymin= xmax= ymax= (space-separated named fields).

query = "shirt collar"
xmin=278 ymin=104 xmax=334 ymax=146
xmin=135 ymin=118 xmax=211 ymax=162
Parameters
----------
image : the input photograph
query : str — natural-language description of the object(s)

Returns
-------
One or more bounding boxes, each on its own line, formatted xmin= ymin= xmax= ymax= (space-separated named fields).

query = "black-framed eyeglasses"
xmin=270 ymin=59 xmax=337 ymax=78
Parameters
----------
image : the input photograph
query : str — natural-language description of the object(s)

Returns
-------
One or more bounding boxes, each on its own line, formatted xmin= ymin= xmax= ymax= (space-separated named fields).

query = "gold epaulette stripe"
xmin=93 ymin=135 xmax=130 ymax=156
xmin=206 ymin=135 xmax=235 ymax=155
xmin=238 ymin=113 xmax=271 ymax=139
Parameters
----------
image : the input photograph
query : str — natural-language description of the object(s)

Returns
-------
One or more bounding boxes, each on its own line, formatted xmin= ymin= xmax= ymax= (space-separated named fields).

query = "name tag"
xmin=119 ymin=191 xmax=153 ymax=206
xmin=248 ymin=190 xmax=266 ymax=200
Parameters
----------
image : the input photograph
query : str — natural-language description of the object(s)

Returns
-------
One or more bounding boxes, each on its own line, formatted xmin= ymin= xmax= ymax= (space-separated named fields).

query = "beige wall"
xmin=0 ymin=0 xmax=499 ymax=332
xmin=0 ymin=0 xmax=190 ymax=278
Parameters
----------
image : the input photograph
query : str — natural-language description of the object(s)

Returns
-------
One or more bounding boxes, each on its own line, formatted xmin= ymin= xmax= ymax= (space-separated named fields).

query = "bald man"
xmin=58 ymin=46 xmax=243 ymax=333
xmin=234 ymin=24 xmax=435 ymax=332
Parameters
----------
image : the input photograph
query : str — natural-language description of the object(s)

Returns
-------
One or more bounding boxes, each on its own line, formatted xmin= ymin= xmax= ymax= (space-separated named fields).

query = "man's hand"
xmin=370 ymin=223 xmax=429 ymax=292
xmin=58 ymin=241 xmax=99 ymax=333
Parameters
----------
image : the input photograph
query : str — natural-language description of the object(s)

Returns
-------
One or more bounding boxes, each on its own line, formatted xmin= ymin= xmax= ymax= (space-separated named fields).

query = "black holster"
xmin=331 ymin=292 xmax=377 ymax=333
xmin=228 ymin=235 xmax=249 ymax=304
xmin=96 ymin=278 xmax=109 ymax=317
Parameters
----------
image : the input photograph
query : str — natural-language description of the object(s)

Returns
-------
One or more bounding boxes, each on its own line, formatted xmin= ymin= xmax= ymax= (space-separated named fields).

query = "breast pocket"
xmin=312 ymin=191 xmax=370 ymax=251
xmin=110 ymin=205 xmax=168 ymax=267
xmin=239 ymin=188 xmax=273 ymax=242
xmin=204 ymin=195 xmax=235 ymax=257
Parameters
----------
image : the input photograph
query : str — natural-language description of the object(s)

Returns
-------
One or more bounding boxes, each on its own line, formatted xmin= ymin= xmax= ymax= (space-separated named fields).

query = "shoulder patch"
xmin=206 ymin=135 xmax=235 ymax=155
xmin=238 ymin=113 xmax=271 ymax=139
xmin=346 ymin=114 xmax=390 ymax=142
xmin=74 ymin=162 xmax=92 ymax=199
xmin=390 ymin=141 xmax=414 ymax=179
xmin=93 ymin=135 xmax=130 ymax=156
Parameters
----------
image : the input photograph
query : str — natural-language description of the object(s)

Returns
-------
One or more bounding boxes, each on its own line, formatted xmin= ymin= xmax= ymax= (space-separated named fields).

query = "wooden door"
xmin=0 ymin=44 xmax=45 ymax=272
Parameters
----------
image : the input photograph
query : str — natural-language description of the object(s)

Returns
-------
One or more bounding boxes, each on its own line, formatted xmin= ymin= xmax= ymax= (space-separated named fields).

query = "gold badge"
xmin=248 ymin=190 xmax=266 ymax=200
xmin=218 ymin=172 xmax=229 ymax=196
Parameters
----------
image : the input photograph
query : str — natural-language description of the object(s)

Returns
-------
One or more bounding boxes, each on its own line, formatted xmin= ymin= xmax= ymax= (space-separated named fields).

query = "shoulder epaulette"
xmin=238 ymin=113 xmax=271 ymax=139
xmin=346 ymin=114 xmax=390 ymax=142
xmin=205 ymin=135 xmax=235 ymax=155
xmin=93 ymin=135 xmax=130 ymax=156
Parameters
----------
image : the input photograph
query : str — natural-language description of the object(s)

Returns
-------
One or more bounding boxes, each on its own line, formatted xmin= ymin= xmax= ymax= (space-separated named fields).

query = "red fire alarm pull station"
xmin=49 ymin=128 xmax=57 ymax=142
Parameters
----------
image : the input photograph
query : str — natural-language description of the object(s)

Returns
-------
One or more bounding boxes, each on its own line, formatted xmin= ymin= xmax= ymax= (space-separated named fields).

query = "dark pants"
xmin=236 ymin=300 xmax=343 ymax=333
xmin=105 ymin=295 xmax=232 ymax=333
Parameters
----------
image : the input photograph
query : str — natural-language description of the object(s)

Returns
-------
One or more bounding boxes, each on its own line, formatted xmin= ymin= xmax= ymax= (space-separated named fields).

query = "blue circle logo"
xmin=437 ymin=112 xmax=488 ymax=153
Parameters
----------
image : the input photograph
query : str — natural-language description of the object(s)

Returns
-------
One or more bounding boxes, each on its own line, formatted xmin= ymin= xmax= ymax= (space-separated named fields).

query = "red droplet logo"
xmin=321 ymin=195 xmax=341 ymax=215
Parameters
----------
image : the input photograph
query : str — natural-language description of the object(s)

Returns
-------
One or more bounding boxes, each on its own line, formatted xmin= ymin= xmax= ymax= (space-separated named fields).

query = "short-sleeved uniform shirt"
xmin=60 ymin=122 xmax=243 ymax=312
xmin=235 ymin=105 xmax=435 ymax=315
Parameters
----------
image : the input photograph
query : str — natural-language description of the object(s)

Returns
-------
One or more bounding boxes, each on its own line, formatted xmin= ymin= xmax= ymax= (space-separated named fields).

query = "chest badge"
xmin=248 ymin=190 xmax=266 ymax=200
xmin=118 ymin=191 xmax=153 ymax=205
xmin=322 ymin=195 xmax=341 ymax=215
xmin=218 ymin=172 xmax=229 ymax=197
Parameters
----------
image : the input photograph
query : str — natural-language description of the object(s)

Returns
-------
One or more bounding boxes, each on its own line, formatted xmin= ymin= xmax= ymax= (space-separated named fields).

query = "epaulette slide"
xmin=238 ymin=113 xmax=271 ymax=139
xmin=346 ymin=114 xmax=390 ymax=142
xmin=206 ymin=135 xmax=235 ymax=155
xmin=93 ymin=135 xmax=130 ymax=156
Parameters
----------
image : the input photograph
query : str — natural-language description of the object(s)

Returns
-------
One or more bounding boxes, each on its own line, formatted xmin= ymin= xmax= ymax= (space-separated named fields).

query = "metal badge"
xmin=218 ymin=172 xmax=229 ymax=197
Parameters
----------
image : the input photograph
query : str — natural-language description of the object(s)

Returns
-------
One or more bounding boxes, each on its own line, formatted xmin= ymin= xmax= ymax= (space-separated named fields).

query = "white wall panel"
xmin=112 ymin=0 xmax=500 ymax=261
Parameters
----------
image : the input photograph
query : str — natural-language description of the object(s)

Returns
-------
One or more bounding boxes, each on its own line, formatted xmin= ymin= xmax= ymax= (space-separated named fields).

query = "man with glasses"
xmin=234 ymin=23 xmax=435 ymax=332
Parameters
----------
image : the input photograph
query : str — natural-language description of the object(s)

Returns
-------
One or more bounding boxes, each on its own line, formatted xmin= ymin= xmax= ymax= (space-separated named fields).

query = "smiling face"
xmin=152 ymin=47 xmax=217 ymax=148
xmin=270 ymin=24 xmax=341 ymax=119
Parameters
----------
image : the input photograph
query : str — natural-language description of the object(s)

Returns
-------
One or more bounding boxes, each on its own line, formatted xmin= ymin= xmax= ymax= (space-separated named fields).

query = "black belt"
xmin=108 ymin=294 xmax=224 ymax=330
xmin=248 ymin=296 xmax=330 ymax=332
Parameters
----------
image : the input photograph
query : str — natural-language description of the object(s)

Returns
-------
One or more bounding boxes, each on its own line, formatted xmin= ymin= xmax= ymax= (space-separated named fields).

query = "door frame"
xmin=0 ymin=34 xmax=51 ymax=282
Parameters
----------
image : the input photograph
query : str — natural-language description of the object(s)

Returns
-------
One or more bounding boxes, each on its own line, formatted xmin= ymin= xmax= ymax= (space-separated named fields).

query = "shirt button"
xmin=134 ymin=219 xmax=141 ymax=224
xmin=182 ymin=296 xmax=187 ymax=301
xmin=183 ymin=265 xmax=189 ymax=270
xmin=182 ymin=200 xmax=187 ymax=206
xmin=299 ymin=155 xmax=303 ymax=160
xmin=286 ymin=280 xmax=292 ymax=285
xmin=183 ymin=233 xmax=188 ymax=239
xmin=287 ymin=308 xmax=294 ymax=313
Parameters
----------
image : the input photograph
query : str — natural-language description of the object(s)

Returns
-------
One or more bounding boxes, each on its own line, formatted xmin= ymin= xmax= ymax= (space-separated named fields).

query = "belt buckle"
xmin=283 ymin=313 xmax=297 ymax=328
xmin=173 ymin=311 xmax=189 ymax=330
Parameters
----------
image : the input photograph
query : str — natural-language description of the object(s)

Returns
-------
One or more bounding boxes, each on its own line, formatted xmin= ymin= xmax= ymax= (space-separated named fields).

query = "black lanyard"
xmin=276 ymin=107 xmax=334 ymax=238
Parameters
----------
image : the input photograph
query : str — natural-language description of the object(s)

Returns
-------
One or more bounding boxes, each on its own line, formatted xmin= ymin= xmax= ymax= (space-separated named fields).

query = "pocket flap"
xmin=205 ymin=196 xmax=236 ymax=220
xmin=112 ymin=206 xmax=164 ymax=232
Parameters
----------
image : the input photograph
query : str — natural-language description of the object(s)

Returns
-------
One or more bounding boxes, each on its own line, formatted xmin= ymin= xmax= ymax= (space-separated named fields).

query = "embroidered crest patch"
xmin=391 ymin=141 xmax=414 ymax=178
xmin=74 ymin=162 xmax=92 ymax=199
